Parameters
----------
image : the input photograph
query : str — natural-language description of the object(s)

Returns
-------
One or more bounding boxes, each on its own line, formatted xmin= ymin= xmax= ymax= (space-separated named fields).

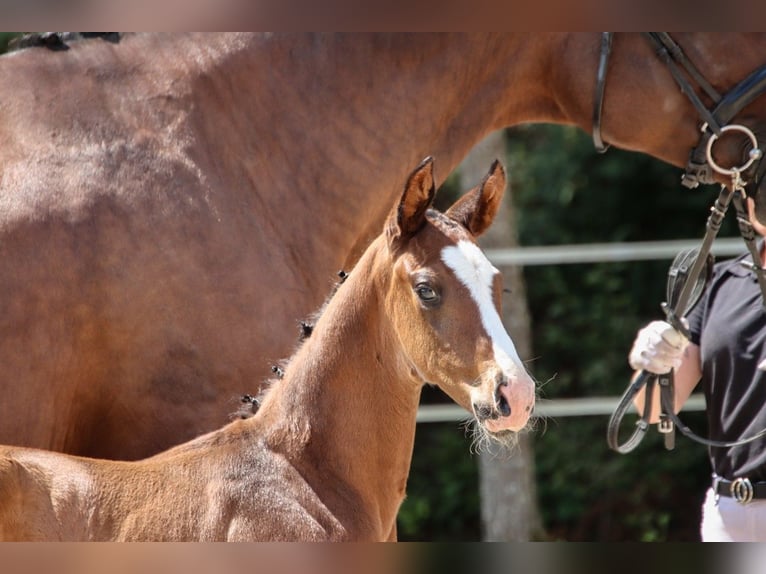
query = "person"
xmin=627 ymin=196 xmax=766 ymax=542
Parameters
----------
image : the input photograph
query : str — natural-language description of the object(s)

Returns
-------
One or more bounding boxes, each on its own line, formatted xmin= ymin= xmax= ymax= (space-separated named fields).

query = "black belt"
xmin=714 ymin=477 xmax=766 ymax=504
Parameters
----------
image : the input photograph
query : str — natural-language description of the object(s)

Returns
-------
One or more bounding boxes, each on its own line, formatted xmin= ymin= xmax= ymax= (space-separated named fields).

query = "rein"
xmin=606 ymin=162 xmax=766 ymax=453
xmin=598 ymin=33 xmax=766 ymax=452
xmin=607 ymin=180 xmax=766 ymax=453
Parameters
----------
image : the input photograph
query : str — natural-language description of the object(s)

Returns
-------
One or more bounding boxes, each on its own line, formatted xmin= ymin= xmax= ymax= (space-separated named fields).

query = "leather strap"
xmin=592 ymin=32 xmax=613 ymax=153
xmin=714 ymin=477 xmax=766 ymax=504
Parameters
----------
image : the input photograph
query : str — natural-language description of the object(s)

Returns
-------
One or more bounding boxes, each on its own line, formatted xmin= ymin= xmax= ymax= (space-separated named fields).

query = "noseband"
xmin=592 ymin=32 xmax=766 ymax=192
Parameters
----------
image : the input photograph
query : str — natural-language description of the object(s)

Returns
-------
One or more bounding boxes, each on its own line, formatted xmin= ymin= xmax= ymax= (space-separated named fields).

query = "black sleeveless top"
xmin=687 ymin=251 xmax=766 ymax=481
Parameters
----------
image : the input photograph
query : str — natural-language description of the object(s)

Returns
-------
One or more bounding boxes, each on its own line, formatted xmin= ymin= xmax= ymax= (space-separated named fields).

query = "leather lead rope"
xmin=732 ymin=192 xmax=766 ymax=306
xmin=606 ymin=186 xmax=732 ymax=453
xmin=654 ymin=186 xmax=766 ymax=450
xmin=609 ymin=179 xmax=766 ymax=453
xmin=659 ymin=376 xmax=766 ymax=449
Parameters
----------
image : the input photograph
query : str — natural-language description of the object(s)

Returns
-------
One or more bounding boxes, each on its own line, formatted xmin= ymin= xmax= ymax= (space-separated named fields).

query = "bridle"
xmin=593 ymin=32 xmax=766 ymax=192
xmin=596 ymin=33 xmax=766 ymax=453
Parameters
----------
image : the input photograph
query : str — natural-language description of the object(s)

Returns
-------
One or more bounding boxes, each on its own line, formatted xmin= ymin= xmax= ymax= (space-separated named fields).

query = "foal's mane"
xmin=235 ymin=268 xmax=351 ymax=420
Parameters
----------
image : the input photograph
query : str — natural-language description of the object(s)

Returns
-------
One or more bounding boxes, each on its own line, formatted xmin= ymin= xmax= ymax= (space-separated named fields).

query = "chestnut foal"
xmin=0 ymin=158 xmax=535 ymax=541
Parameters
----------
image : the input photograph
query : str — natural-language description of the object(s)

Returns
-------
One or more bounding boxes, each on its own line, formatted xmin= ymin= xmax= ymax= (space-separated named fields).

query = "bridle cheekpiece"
xmin=593 ymin=32 xmax=766 ymax=194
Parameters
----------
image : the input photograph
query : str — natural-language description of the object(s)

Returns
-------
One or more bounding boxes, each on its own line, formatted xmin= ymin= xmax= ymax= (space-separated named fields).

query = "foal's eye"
xmin=415 ymin=283 xmax=439 ymax=304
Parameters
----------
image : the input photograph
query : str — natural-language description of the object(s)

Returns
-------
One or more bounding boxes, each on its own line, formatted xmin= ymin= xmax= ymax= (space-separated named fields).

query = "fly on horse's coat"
xmin=0 ymin=159 xmax=535 ymax=542
xmin=2 ymin=33 xmax=766 ymax=461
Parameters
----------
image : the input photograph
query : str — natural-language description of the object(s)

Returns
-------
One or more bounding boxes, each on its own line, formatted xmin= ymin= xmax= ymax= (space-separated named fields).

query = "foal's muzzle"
xmin=472 ymin=373 xmax=534 ymax=433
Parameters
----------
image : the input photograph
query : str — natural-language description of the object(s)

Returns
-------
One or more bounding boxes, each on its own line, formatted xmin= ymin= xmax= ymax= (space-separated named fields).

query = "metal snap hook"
xmin=706 ymin=124 xmax=762 ymax=177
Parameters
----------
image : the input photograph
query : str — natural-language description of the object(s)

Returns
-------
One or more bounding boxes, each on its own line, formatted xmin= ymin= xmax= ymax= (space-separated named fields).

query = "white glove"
xmin=628 ymin=320 xmax=689 ymax=374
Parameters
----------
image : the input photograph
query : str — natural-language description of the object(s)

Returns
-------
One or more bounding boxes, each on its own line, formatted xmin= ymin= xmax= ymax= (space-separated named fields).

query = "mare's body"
xmin=1 ymin=33 xmax=765 ymax=459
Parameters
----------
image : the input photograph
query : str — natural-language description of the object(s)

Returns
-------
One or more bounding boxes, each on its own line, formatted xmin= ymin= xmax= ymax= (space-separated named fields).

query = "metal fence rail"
xmin=416 ymin=394 xmax=705 ymax=423
xmin=484 ymin=237 xmax=745 ymax=266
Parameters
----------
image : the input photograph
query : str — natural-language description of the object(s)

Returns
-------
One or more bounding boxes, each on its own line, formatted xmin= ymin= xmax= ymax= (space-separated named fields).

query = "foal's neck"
xmin=258 ymin=238 xmax=421 ymax=530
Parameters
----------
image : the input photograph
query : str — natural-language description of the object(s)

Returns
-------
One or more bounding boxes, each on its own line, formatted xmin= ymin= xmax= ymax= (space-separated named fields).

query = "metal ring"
xmin=706 ymin=124 xmax=762 ymax=177
xmin=731 ymin=477 xmax=754 ymax=504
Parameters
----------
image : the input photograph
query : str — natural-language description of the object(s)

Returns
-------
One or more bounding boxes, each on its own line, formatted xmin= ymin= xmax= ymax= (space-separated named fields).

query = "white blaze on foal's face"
xmin=440 ymin=240 xmax=523 ymax=374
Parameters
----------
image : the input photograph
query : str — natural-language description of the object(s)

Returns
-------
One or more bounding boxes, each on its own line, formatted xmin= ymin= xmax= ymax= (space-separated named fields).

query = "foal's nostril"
xmin=494 ymin=380 xmax=511 ymax=417
xmin=496 ymin=393 xmax=511 ymax=418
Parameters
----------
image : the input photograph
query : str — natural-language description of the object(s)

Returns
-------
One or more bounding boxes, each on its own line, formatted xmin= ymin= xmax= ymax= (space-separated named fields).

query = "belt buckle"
xmin=730 ymin=477 xmax=754 ymax=504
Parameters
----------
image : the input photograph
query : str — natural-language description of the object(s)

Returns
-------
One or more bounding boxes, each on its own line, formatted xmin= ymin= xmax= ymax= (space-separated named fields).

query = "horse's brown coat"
xmin=1 ymin=33 xmax=765 ymax=459
xmin=0 ymin=159 xmax=534 ymax=541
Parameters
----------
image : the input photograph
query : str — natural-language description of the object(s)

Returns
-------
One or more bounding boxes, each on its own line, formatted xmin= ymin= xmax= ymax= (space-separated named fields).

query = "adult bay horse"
xmin=1 ymin=33 xmax=766 ymax=460
xmin=0 ymin=158 xmax=535 ymax=541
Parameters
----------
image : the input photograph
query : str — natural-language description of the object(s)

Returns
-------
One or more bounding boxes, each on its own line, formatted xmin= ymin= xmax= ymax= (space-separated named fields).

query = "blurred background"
xmin=0 ymin=33 xmax=738 ymax=542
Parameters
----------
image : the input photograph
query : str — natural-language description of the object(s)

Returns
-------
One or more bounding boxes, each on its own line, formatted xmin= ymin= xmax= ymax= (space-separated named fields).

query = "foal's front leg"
xmin=385 ymin=522 xmax=398 ymax=542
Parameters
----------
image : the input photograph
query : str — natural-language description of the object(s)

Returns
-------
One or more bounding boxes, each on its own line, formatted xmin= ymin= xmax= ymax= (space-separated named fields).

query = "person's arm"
xmin=627 ymin=320 xmax=702 ymax=423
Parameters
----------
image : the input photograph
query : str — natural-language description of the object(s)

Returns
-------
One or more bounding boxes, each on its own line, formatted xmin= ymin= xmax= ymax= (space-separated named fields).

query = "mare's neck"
xmin=180 ymin=33 xmax=572 ymax=262
xmin=258 ymin=237 xmax=422 ymax=536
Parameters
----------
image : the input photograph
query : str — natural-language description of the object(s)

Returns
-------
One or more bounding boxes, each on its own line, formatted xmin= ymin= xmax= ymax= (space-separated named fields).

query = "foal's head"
xmin=384 ymin=157 xmax=535 ymax=439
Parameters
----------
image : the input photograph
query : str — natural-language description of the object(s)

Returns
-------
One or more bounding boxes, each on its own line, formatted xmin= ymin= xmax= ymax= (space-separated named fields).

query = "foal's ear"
xmin=387 ymin=157 xmax=436 ymax=245
xmin=445 ymin=159 xmax=505 ymax=237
